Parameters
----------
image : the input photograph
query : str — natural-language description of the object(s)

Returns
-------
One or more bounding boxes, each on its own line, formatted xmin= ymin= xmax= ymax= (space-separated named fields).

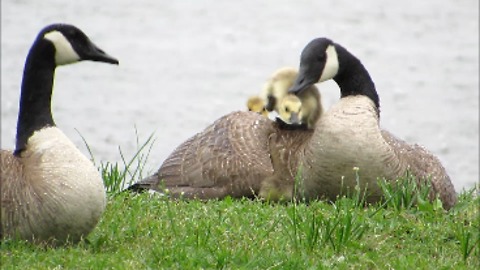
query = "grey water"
xmin=1 ymin=0 xmax=478 ymax=191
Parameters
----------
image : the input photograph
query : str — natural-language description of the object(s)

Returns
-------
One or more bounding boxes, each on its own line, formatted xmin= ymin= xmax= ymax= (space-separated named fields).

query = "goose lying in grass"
xmin=130 ymin=38 xmax=456 ymax=210
xmin=287 ymin=37 xmax=457 ymax=209
xmin=0 ymin=23 xmax=118 ymax=245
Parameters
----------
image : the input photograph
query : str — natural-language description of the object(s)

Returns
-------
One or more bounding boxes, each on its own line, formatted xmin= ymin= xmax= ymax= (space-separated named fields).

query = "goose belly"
xmin=303 ymin=132 xmax=399 ymax=201
xmin=298 ymin=99 xmax=403 ymax=202
xmin=4 ymin=127 xmax=106 ymax=243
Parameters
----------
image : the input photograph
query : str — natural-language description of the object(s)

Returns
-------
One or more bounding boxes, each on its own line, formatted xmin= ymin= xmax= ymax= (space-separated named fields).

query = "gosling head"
xmin=36 ymin=23 xmax=119 ymax=66
xmin=247 ymin=96 xmax=268 ymax=117
xmin=278 ymin=94 xmax=303 ymax=125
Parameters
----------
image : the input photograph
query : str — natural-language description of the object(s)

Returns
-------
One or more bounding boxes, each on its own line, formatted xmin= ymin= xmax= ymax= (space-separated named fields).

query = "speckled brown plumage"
xmin=380 ymin=129 xmax=457 ymax=207
xmin=136 ymin=112 xmax=277 ymax=199
xmin=132 ymin=37 xmax=458 ymax=210
xmin=131 ymin=96 xmax=457 ymax=209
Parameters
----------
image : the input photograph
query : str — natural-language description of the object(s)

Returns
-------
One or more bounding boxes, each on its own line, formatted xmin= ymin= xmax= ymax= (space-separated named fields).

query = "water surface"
xmin=2 ymin=0 xmax=478 ymax=191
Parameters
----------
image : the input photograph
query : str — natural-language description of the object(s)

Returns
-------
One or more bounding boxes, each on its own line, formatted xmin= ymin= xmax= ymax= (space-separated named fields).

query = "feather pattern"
xmin=1 ymin=23 xmax=117 ymax=244
xmin=131 ymin=37 xmax=457 ymax=210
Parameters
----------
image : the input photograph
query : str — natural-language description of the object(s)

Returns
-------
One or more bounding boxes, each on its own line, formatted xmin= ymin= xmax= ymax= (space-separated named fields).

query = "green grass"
xmin=1 ymin=188 xmax=478 ymax=269
xmin=1 ymin=138 xmax=479 ymax=269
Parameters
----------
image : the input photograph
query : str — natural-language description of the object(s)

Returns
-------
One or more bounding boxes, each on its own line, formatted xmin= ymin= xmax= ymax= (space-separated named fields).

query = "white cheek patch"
xmin=319 ymin=45 xmax=339 ymax=82
xmin=44 ymin=31 xmax=80 ymax=65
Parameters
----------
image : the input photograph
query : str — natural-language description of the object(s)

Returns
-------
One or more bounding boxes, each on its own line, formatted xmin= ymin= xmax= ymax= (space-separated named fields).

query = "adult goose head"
xmin=130 ymin=39 xmax=457 ymax=210
xmin=1 ymin=23 xmax=118 ymax=245
xmin=289 ymin=37 xmax=379 ymax=114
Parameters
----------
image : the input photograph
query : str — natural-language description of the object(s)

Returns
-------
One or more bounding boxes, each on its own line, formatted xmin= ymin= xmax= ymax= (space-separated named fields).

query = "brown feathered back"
xmin=131 ymin=95 xmax=457 ymax=209
xmin=137 ymin=112 xmax=277 ymax=199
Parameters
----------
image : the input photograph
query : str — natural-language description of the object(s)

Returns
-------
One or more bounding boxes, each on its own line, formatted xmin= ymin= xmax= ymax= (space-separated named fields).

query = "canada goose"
xmin=277 ymin=89 xmax=323 ymax=129
xmin=129 ymin=111 xmax=310 ymax=200
xmin=1 ymin=24 xmax=118 ymax=245
xmin=287 ymin=37 xmax=457 ymax=209
xmin=246 ymin=96 xmax=268 ymax=117
xmin=130 ymin=38 xmax=457 ymax=210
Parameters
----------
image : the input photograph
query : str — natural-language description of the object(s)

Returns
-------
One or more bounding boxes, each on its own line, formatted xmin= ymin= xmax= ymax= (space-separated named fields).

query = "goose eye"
xmin=66 ymin=29 xmax=78 ymax=39
xmin=285 ymin=107 xmax=290 ymax=113
xmin=317 ymin=54 xmax=326 ymax=62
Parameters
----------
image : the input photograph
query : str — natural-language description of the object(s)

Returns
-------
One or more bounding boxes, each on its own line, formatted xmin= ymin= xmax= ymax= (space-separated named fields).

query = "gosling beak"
xmin=290 ymin=112 xmax=301 ymax=124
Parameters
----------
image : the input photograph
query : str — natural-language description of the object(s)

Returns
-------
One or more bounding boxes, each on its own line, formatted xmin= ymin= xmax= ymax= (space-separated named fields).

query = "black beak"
xmin=288 ymin=65 xmax=319 ymax=95
xmin=84 ymin=41 xmax=119 ymax=65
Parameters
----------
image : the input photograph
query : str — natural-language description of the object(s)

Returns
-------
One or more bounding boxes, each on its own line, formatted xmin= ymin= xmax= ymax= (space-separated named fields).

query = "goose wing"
xmin=132 ymin=111 xmax=276 ymax=199
xmin=1 ymin=150 xmax=24 ymax=238
xmin=380 ymin=130 xmax=457 ymax=209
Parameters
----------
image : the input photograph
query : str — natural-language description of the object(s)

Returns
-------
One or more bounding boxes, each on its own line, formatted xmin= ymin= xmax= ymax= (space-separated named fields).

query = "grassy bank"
xmin=1 ymin=144 xmax=478 ymax=269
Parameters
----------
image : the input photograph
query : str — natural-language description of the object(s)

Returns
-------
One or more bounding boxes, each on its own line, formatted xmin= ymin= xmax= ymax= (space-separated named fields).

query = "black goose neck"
xmin=14 ymin=40 xmax=57 ymax=156
xmin=333 ymin=44 xmax=380 ymax=114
